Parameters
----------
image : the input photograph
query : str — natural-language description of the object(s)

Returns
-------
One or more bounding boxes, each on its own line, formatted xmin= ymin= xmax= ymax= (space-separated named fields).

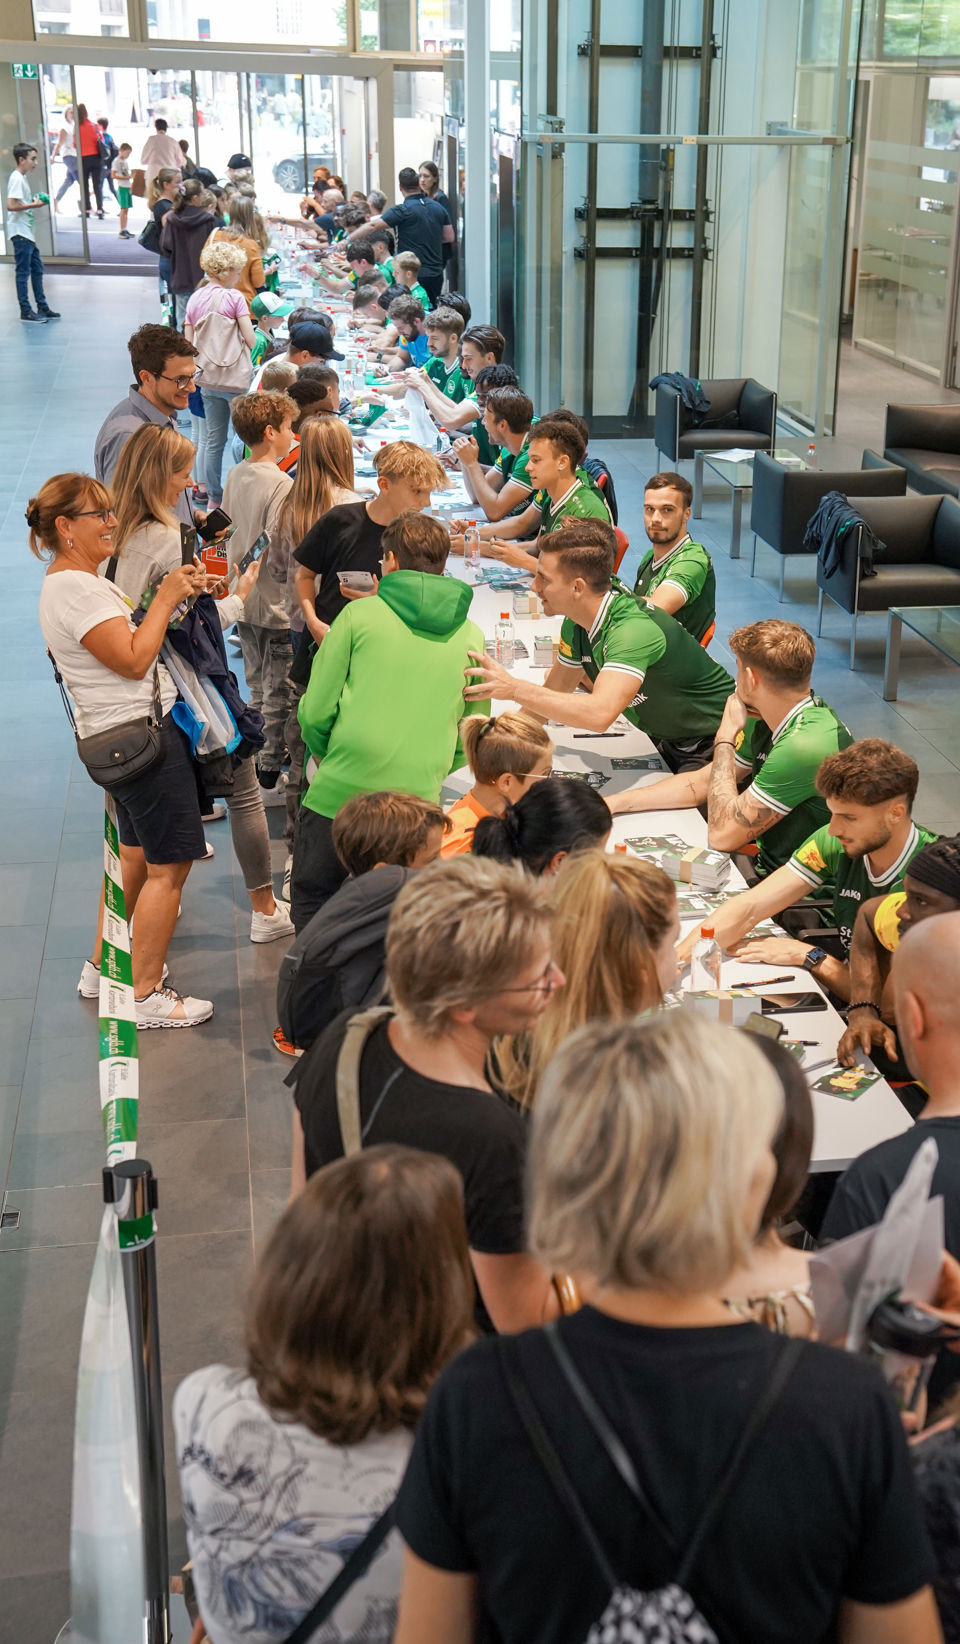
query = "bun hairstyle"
xmin=471 ymin=775 xmax=610 ymax=875
xmin=459 ymin=712 xmax=552 ymax=786
xmin=26 ymin=473 xmax=112 ymax=561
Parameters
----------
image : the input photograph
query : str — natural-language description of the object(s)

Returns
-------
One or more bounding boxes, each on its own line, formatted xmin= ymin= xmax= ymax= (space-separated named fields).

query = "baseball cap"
xmin=227 ymin=152 xmax=251 ymax=170
xmin=288 ymin=321 xmax=344 ymax=361
xmin=252 ymin=291 xmax=294 ymax=319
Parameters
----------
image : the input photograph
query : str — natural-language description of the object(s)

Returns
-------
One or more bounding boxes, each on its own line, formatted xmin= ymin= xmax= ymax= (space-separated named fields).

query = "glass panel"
xmin=891 ymin=606 xmax=960 ymax=660
xmin=32 ymin=0 xmax=129 ymax=38
xmin=194 ymin=68 xmax=242 ymax=181
xmin=247 ymin=74 xmax=307 ymax=216
xmin=419 ymin=0 xmax=463 ymax=53
xmin=147 ymin=0 xmax=345 ymax=46
xmin=393 ymin=69 xmax=444 ymax=173
xmin=882 ymin=0 xmax=960 ymax=56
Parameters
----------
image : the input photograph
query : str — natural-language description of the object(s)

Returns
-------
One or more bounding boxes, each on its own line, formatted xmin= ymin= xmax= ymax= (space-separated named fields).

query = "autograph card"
xmin=811 ymin=1065 xmax=881 ymax=1099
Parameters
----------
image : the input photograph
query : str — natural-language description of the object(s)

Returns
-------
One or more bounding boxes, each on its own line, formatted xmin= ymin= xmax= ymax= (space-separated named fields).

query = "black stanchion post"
xmin=103 ymin=1159 xmax=170 ymax=1644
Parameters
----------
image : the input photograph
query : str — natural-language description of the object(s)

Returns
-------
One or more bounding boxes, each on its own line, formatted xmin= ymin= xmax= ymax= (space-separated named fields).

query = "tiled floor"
xmin=0 ymin=271 xmax=959 ymax=1641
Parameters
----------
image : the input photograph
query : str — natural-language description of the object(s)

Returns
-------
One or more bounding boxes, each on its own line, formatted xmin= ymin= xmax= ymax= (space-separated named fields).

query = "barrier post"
xmin=104 ymin=1158 xmax=170 ymax=1644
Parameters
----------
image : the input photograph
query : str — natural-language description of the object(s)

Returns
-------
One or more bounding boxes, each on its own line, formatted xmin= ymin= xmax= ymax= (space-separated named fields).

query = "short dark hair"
xmin=441 ymin=291 xmax=471 ymax=324
xmin=13 ymin=142 xmax=38 ymax=165
xmin=472 ymin=778 xmax=611 ymax=875
xmin=297 ymin=363 xmax=339 ymax=393
xmin=816 ymin=740 xmax=919 ymax=811
xmin=346 ymin=237 xmax=379 ymax=266
xmin=285 ymin=375 xmax=335 ymax=412
xmin=425 ymin=306 xmax=464 ymax=339
xmin=473 ymin=364 xmax=520 ymax=400
xmin=287 ymin=306 xmax=331 ymax=331
xmin=645 ymin=470 xmax=693 ymax=509
xmin=461 ymin=325 xmax=506 ymax=363
xmin=485 ymin=387 xmax=534 ymax=434
xmin=97 ymin=116 xmax=109 ymax=128
xmin=155 ymin=118 xmax=168 ymax=131
xmin=540 ymin=517 xmax=617 ymax=591
xmin=398 ymin=165 xmax=420 ymax=191
xmin=387 ymin=294 xmax=425 ymax=330
xmin=529 ymin=416 xmax=586 ymax=472
xmin=545 ymin=406 xmax=589 ymax=443
xmin=382 ymin=511 xmax=449 ymax=574
xmin=128 ymin=323 xmax=197 ymax=388
xmin=369 ymin=224 xmax=395 ymax=254
xmin=340 ymin=204 xmax=368 ymax=230
xmin=353 ymin=282 xmax=382 ymax=310
xmin=333 ymin=792 xmax=448 ymax=877
xmin=747 ymin=1036 xmax=814 ymax=1230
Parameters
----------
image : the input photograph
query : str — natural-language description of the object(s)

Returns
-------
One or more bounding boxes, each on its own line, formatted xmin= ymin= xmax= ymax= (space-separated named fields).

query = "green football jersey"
xmin=633 ymin=536 xmax=716 ymax=644
xmin=539 ymin=472 xmax=612 ymax=534
xmin=423 ymin=356 xmax=469 ymax=401
xmin=735 ymin=696 xmax=854 ymax=876
xmin=789 ymin=820 xmax=939 ymax=952
xmin=558 ymin=591 xmax=734 ymax=744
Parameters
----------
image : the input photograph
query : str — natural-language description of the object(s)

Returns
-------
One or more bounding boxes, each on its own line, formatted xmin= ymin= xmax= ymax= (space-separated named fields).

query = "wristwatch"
xmin=801 ymin=946 xmax=828 ymax=972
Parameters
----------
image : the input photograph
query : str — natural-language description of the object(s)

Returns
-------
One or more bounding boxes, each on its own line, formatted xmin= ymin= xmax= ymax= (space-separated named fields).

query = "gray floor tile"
xmin=0 ymin=924 xmax=44 ymax=1002
xmin=0 ymin=1182 xmax=103 ymax=1251
xmin=7 ymin=1125 xmax=106 ymax=1192
xmin=246 ymin=1061 xmax=296 ymax=1172
xmin=0 ymin=999 xmax=36 ymax=1088
xmin=135 ymin=1117 xmax=252 ymax=1238
xmin=0 ymin=1569 xmax=72 ymax=1643
xmin=0 ymin=861 xmax=57 ymax=929
xmin=251 ymin=1167 xmax=289 ymax=1251
xmin=0 ymin=1086 xmax=22 ymax=1201
xmin=154 ymin=1229 xmax=251 ymax=1380
xmin=0 ymin=1242 xmax=93 ymax=1400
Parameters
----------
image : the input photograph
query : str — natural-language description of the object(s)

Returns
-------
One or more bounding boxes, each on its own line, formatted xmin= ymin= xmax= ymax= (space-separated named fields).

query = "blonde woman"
xmin=109 ymin=423 xmax=293 ymax=945
xmin=394 ymin=1013 xmax=941 ymax=1644
xmin=497 ymin=852 xmax=680 ymax=1108
xmin=442 ymin=713 xmax=553 ymax=858
xmin=208 ymin=194 xmax=267 ymax=312
xmin=183 ymin=238 xmax=256 ymax=504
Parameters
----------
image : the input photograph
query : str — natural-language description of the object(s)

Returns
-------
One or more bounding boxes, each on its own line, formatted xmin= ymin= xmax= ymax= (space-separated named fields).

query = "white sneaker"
xmin=79 ymin=958 xmax=168 ymax=999
xmin=135 ymin=986 xmax=213 ymax=1029
xmin=202 ymin=840 xmax=215 ymax=860
xmin=259 ymin=773 xmax=289 ymax=809
xmin=200 ymin=801 xmax=227 ymax=823
xmin=251 ymin=902 xmax=295 ymax=943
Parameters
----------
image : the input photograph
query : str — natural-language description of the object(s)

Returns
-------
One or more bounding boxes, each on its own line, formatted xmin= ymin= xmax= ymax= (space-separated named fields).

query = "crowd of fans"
xmin=16 ymin=144 xmax=960 ymax=1643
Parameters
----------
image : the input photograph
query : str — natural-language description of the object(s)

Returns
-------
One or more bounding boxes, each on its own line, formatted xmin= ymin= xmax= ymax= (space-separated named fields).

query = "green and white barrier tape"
xmin=98 ymin=796 xmax=139 ymax=1164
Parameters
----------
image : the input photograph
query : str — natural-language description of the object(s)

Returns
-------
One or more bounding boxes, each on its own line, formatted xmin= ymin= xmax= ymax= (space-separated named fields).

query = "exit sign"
xmin=12 ymin=63 xmax=39 ymax=80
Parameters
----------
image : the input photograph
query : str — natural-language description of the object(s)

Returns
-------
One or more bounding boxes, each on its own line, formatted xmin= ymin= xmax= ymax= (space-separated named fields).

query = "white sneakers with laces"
xmin=78 ymin=958 xmax=168 ymax=999
xmin=134 ymin=986 xmax=214 ymax=1029
xmin=250 ymin=902 xmax=295 ymax=944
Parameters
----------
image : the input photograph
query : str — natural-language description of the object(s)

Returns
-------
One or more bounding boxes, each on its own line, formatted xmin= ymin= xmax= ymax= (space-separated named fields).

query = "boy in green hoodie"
xmin=290 ymin=513 xmax=490 ymax=931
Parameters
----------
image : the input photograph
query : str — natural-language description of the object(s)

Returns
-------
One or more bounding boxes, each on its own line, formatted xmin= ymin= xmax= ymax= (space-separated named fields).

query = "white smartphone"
xmin=337 ymin=570 xmax=376 ymax=591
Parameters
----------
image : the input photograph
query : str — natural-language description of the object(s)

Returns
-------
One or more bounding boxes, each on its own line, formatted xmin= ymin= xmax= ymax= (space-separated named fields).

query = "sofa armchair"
xmin=653 ymin=377 xmax=777 ymax=516
xmin=883 ymin=403 xmax=960 ymax=497
xmin=749 ymin=449 xmax=907 ymax=602
xmin=816 ymin=492 xmax=960 ymax=668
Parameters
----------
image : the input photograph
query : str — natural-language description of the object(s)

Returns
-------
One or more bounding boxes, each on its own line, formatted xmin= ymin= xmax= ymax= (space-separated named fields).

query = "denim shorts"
xmin=112 ymin=713 xmax=207 ymax=864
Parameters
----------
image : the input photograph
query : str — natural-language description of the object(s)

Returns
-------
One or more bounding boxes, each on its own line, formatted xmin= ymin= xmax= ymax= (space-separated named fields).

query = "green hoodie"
xmin=299 ymin=569 xmax=490 ymax=819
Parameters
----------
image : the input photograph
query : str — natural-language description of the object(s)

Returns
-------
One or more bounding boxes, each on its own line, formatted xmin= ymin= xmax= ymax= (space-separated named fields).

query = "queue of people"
xmin=23 ymin=153 xmax=960 ymax=1644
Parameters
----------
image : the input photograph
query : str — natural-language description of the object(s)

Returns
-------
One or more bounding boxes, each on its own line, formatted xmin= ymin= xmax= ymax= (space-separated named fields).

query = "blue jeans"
xmin=12 ymin=236 xmax=47 ymax=315
xmin=55 ymin=154 xmax=78 ymax=203
xmin=199 ymin=387 xmax=237 ymax=503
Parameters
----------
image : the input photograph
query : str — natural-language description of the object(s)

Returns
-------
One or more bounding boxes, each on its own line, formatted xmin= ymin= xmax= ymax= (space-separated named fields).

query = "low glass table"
xmin=701 ymin=447 xmax=808 ymax=561
xmin=882 ymin=605 xmax=960 ymax=700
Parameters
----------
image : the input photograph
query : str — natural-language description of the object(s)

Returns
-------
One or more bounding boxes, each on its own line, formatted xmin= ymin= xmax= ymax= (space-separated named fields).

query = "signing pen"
xmin=738 ymin=976 xmax=796 ymax=988
xmin=573 ymin=731 xmax=626 ymax=739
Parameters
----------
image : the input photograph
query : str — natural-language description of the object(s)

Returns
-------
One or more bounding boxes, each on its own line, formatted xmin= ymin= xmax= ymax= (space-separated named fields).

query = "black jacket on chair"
xmin=750 ymin=450 xmax=906 ymax=561
xmin=817 ymin=493 xmax=960 ymax=617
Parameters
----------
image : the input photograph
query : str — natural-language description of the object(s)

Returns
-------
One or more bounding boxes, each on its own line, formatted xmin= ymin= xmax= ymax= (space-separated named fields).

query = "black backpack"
xmin=582 ymin=457 xmax=619 ymax=526
xmin=277 ymin=865 xmax=409 ymax=1051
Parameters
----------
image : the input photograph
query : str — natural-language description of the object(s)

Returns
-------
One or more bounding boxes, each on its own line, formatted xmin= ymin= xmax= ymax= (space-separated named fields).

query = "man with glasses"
xmin=95 ymin=324 xmax=201 ymax=527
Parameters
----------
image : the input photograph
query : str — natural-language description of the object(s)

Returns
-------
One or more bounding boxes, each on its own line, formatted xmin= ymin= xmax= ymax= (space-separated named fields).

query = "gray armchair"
xmin=748 ymin=450 xmax=907 ymax=601
xmin=883 ymin=403 xmax=960 ymax=497
xmin=653 ymin=376 xmax=777 ymax=516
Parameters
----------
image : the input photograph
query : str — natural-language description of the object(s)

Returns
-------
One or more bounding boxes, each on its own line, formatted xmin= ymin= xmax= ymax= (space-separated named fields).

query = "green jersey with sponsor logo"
xmin=633 ymin=535 xmax=716 ymax=644
xmin=788 ymin=820 xmax=938 ymax=951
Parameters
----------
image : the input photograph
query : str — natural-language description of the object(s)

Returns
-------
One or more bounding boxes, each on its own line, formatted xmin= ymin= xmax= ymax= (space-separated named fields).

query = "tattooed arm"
xmin=707 ymin=739 xmax=782 ymax=851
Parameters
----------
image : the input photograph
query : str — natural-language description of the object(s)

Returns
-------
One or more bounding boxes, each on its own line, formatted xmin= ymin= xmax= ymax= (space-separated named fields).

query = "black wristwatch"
xmin=801 ymin=946 xmax=828 ymax=972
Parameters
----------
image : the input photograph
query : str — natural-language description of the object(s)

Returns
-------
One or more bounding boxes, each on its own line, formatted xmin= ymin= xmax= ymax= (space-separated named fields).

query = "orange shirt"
xmin=442 ymin=791 xmax=492 ymax=857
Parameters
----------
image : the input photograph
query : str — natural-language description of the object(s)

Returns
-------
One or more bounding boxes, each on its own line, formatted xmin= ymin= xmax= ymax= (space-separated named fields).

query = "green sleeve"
xmin=734 ymin=719 xmax=757 ymax=772
xmin=601 ymin=611 xmax=665 ymax=682
xmin=298 ymin=612 xmax=353 ymax=760
xmin=557 ymin=616 xmax=583 ymax=669
xmin=789 ymin=825 xmax=843 ymax=889
xmin=660 ymin=545 xmax=708 ymax=603
xmin=750 ymin=734 xmax=818 ymax=815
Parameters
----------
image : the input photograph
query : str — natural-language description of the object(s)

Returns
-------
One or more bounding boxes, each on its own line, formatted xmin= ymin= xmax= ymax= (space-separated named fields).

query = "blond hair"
xmin=260 ymin=359 xmax=298 ymax=391
xmin=459 ymin=712 xmax=552 ymax=785
xmin=528 ymin=1014 xmax=782 ymax=1293
xmin=199 ymin=238 xmax=247 ymax=280
xmin=147 ymin=165 xmax=179 ymax=209
xmin=728 ymin=620 xmax=816 ymax=690
xmin=374 ymin=439 xmax=449 ymax=492
xmin=498 ymin=854 xmax=677 ymax=1108
xmin=393 ymin=250 xmax=422 ymax=276
xmin=111 ymin=424 xmax=195 ymax=555
xmin=276 ymin=417 xmax=357 ymax=550
xmin=26 ymin=472 xmax=113 ymax=561
xmin=226 ymin=193 xmax=270 ymax=251
xmin=386 ymin=858 xmax=552 ymax=1038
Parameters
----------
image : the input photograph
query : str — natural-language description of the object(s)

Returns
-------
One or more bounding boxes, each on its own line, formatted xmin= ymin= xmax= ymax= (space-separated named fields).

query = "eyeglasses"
xmin=158 ymin=368 xmax=203 ymax=390
xmin=500 ymin=959 xmax=564 ymax=997
xmin=73 ymin=508 xmax=116 ymax=523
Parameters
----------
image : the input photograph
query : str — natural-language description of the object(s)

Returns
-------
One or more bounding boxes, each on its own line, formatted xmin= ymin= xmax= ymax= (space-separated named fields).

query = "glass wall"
xmin=145 ymin=0 xmax=345 ymax=45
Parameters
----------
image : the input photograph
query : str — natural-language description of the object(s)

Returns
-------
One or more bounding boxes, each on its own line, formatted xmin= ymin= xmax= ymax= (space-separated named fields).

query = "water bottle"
xmin=495 ymin=611 xmax=515 ymax=667
xmin=464 ymin=525 xmax=480 ymax=577
xmin=807 ymin=441 xmax=816 ymax=470
xmin=688 ymin=924 xmax=721 ymax=991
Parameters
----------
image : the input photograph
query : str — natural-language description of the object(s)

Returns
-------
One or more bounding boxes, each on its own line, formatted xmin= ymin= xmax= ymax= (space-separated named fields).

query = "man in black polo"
xmin=364 ymin=166 xmax=454 ymax=307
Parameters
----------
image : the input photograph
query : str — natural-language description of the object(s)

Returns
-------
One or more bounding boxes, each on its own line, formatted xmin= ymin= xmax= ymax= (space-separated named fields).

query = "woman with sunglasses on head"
xmin=32 ymin=471 xmax=214 ymax=1028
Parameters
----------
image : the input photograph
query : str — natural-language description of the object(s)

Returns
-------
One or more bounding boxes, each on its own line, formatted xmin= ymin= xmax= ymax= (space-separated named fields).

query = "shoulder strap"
xmin=46 ymin=649 xmax=77 ymax=735
xmin=334 ymin=1006 xmax=394 ymax=1156
xmin=279 ymin=1502 xmax=396 ymax=1644
xmin=497 ymin=1336 xmax=619 ymax=1593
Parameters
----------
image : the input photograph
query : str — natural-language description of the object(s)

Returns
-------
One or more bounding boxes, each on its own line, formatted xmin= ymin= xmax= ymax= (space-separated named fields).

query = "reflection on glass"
xmin=193 ymin=68 xmax=242 ymax=183
xmin=147 ymin=0 xmax=345 ymax=45
xmin=394 ymin=70 xmax=445 ymax=171
xmin=32 ymin=0 xmax=129 ymax=38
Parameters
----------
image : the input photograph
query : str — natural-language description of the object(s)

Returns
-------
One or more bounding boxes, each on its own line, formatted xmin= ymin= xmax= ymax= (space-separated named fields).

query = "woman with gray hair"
xmin=393 ymin=1012 xmax=939 ymax=1644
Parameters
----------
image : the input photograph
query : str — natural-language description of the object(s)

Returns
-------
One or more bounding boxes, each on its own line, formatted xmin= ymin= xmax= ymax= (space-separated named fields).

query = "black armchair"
xmin=653 ymin=377 xmax=777 ymax=516
xmin=816 ymin=492 xmax=960 ymax=668
xmin=749 ymin=450 xmax=907 ymax=602
xmin=883 ymin=403 xmax=960 ymax=497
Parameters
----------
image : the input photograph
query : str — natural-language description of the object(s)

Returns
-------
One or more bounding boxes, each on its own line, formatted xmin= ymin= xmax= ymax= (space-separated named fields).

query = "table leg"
xmin=882 ymin=611 xmax=902 ymax=701
xmin=730 ymin=487 xmax=743 ymax=560
xmin=693 ymin=453 xmax=703 ymax=518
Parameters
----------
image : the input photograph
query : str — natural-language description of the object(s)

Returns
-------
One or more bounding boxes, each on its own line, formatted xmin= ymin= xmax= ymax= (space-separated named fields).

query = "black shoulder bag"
xmin=279 ymin=1501 xmax=396 ymax=1644
xmin=47 ymin=649 xmax=166 ymax=791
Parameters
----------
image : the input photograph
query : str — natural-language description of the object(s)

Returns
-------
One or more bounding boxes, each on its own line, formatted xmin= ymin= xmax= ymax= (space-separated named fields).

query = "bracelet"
xmin=846 ymin=1001 xmax=880 ymax=1017
xmin=714 ymin=739 xmax=738 ymax=749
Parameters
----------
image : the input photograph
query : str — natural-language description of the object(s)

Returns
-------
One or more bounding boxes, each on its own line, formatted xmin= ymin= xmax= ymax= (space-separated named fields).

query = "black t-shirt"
xmin=292 ymin=1010 xmax=527 ymax=1256
xmin=293 ymin=501 xmax=384 ymax=627
xmin=396 ymin=1308 xmax=934 ymax=1644
xmin=382 ymin=193 xmax=451 ymax=276
xmin=822 ymin=1116 xmax=960 ymax=1252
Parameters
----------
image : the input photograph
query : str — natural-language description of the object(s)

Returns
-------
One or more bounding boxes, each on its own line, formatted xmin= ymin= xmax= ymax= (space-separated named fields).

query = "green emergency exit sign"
xmin=12 ymin=64 xmax=39 ymax=80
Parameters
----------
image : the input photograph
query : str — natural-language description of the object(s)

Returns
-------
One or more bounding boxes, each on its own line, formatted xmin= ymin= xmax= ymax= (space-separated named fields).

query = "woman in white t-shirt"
xmin=109 ymin=423 xmax=293 ymax=946
xmin=32 ymin=471 xmax=214 ymax=1030
xmin=174 ymin=1144 xmax=475 ymax=1644
xmin=184 ymin=238 xmax=257 ymax=505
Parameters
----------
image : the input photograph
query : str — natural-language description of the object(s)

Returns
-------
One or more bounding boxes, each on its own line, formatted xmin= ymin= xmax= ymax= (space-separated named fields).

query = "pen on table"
xmin=572 ymin=730 xmax=626 ymax=739
xmin=804 ymin=1057 xmax=834 ymax=1076
xmin=736 ymin=975 xmax=796 ymax=989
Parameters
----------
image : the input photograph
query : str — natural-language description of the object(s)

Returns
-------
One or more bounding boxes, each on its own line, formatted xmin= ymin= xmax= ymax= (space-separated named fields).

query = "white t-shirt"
xmin=109 ymin=519 xmax=243 ymax=628
xmin=7 ymin=169 xmax=36 ymax=243
xmin=38 ymin=569 xmax=176 ymax=737
xmin=174 ymin=1365 xmax=410 ymax=1644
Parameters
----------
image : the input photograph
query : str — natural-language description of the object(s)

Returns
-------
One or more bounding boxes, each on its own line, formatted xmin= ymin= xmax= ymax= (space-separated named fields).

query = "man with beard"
xmin=632 ymin=471 xmax=716 ymax=643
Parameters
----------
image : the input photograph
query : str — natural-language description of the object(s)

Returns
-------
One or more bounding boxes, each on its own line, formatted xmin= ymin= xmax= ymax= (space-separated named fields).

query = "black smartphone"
xmin=180 ymin=524 xmax=199 ymax=566
xmin=744 ymin=1012 xmax=785 ymax=1040
xmin=236 ymin=532 xmax=270 ymax=576
xmin=758 ymin=992 xmax=828 ymax=1016
xmin=196 ymin=507 xmax=232 ymax=543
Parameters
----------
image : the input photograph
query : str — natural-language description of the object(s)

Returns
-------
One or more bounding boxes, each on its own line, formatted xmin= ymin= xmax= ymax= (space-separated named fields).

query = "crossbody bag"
xmin=47 ymin=648 xmax=166 ymax=791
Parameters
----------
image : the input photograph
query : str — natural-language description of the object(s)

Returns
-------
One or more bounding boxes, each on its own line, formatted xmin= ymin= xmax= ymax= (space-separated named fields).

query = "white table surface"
xmin=332 ymin=350 xmax=913 ymax=1175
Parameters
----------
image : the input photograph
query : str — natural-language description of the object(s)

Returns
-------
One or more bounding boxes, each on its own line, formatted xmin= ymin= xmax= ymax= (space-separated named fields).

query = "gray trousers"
xmin=283 ymin=680 xmax=306 ymax=849
xmin=236 ymin=622 xmax=293 ymax=773
xmin=225 ymin=753 xmax=273 ymax=892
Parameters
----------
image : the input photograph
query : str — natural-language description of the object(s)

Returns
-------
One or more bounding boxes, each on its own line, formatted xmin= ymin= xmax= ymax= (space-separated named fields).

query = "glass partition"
xmin=32 ymin=0 xmax=129 ymax=37
xmin=146 ymin=0 xmax=345 ymax=45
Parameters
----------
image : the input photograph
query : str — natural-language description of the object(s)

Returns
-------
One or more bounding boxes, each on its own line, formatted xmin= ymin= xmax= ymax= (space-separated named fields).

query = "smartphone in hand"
xmin=196 ymin=507 xmax=232 ymax=543
xmin=337 ymin=571 xmax=376 ymax=592
xmin=236 ymin=531 xmax=270 ymax=576
xmin=180 ymin=524 xmax=199 ymax=566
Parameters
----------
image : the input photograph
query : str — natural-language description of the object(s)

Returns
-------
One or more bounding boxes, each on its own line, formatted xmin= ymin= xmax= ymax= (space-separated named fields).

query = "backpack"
xmin=499 ymin=1328 xmax=803 ymax=1643
xmin=582 ymin=456 xmax=619 ymax=526
xmin=190 ymin=285 xmax=252 ymax=393
xmin=277 ymin=866 xmax=409 ymax=1052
